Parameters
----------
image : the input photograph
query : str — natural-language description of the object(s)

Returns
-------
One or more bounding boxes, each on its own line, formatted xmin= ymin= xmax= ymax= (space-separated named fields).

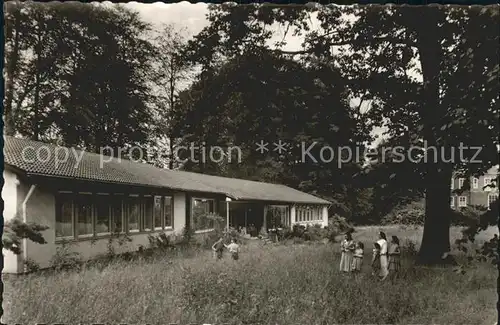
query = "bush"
xmin=3 ymin=216 xmax=49 ymax=254
xmin=147 ymin=232 xmax=176 ymax=251
xmin=381 ymin=201 xmax=425 ymax=226
xmin=49 ymin=241 xmax=83 ymax=271
xmin=451 ymin=205 xmax=487 ymax=227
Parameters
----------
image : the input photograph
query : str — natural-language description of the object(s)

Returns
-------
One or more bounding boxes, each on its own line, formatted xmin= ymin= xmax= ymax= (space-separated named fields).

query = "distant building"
xmin=450 ymin=165 xmax=499 ymax=210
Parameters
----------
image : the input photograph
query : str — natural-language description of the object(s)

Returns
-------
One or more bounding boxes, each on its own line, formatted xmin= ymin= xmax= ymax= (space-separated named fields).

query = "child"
xmin=371 ymin=242 xmax=381 ymax=276
xmin=388 ymin=235 xmax=401 ymax=273
xmin=351 ymin=242 xmax=364 ymax=273
xmin=211 ymin=237 xmax=225 ymax=260
xmin=225 ymin=238 xmax=240 ymax=260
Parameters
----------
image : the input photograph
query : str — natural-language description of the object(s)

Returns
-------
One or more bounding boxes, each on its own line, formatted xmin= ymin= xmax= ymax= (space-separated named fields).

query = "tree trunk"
xmin=33 ymin=37 xmax=42 ymax=141
xmin=418 ymin=163 xmax=454 ymax=264
xmin=169 ymin=138 xmax=174 ymax=169
xmin=168 ymin=56 xmax=176 ymax=170
xmin=415 ymin=10 xmax=455 ymax=265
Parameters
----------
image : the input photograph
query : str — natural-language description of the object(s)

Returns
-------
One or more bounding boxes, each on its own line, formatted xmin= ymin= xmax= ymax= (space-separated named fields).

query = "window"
xmin=127 ymin=196 xmax=140 ymax=232
xmin=450 ymin=196 xmax=455 ymax=209
xmin=483 ymin=177 xmax=496 ymax=191
xmin=488 ymin=194 xmax=498 ymax=210
xmin=111 ymin=196 xmax=123 ymax=233
xmin=472 ymin=178 xmax=479 ymax=189
xmin=458 ymin=196 xmax=467 ymax=207
xmin=142 ymin=196 xmax=153 ymax=231
xmin=154 ymin=196 xmax=163 ymax=230
xmin=458 ymin=178 xmax=465 ymax=189
xmin=191 ymin=198 xmax=215 ymax=231
xmin=164 ymin=196 xmax=173 ymax=228
xmin=76 ymin=194 xmax=93 ymax=236
xmin=95 ymin=195 xmax=111 ymax=235
xmin=55 ymin=192 xmax=165 ymax=240
xmin=451 ymin=179 xmax=454 ymax=189
xmin=295 ymin=206 xmax=322 ymax=223
xmin=56 ymin=194 xmax=73 ymax=238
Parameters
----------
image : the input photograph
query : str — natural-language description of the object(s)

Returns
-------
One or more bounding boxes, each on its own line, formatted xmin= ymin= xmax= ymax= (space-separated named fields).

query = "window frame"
xmin=111 ymin=194 xmax=124 ymax=234
xmin=458 ymin=178 xmax=465 ymax=189
xmin=55 ymin=191 xmax=75 ymax=240
xmin=141 ymin=195 xmax=154 ymax=232
xmin=163 ymin=195 xmax=174 ymax=230
xmin=127 ymin=194 xmax=141 ymax=233
xmin=191 ymin=197 xmax=216 ymax=233
xmin=458 ymin=196 xmax=467 ymax=207
xmin=154 ymin=195 xmax=164 ymax=231
xmin=94 ymin=193 xmax=112 ymax=236
xmin=487 ymin=194 xmax=498 ymax=210
xmin=450 ymin=196 xmax=455 ymax=209
xmin=472 ymin=178 xmax=479 ymax=189
xmin=75 ymin=192 xmax=94 ymax=239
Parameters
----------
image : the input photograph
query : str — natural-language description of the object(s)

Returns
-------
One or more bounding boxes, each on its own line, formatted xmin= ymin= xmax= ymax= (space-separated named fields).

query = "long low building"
xmin=2 ymin=136 xmax=331 ymax=273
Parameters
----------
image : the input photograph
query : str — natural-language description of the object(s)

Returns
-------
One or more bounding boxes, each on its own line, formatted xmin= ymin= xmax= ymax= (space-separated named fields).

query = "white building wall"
xmin=22 ymin=183 xmax=56 ymax=270
xmin=2 ymin=169 xmax=21 ymax=273
xmin=290 ymin=205 xmax=296 ymax=228
xmin=173 ymin=192 xmax=186 ymax=233
xmin=322 ymin=206 xmax=329 ymax=227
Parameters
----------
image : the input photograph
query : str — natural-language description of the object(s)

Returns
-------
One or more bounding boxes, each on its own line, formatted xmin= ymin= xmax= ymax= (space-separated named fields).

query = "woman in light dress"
xmin=377 ymin=231 xmax=389 ymax=280
xmin=339 ymin=232 xmax=355 ymax=273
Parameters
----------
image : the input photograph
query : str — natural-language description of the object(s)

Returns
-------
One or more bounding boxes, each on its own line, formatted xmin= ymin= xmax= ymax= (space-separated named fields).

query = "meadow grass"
xmin=2 ymin=225 xmax=498 ymax=325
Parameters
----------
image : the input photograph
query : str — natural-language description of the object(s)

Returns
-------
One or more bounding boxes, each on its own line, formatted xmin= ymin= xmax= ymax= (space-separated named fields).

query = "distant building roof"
xmin=3 ymin=136 xmax=330 ymax=205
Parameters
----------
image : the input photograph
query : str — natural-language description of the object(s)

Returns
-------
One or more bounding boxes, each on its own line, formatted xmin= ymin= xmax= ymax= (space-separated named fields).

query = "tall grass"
xmin=2 ymin=226 xmax=498 ymax=324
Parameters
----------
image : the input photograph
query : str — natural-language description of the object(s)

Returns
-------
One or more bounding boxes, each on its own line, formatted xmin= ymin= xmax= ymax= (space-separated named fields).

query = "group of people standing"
xmin=339 ymin=231 xmax=401 ymax=280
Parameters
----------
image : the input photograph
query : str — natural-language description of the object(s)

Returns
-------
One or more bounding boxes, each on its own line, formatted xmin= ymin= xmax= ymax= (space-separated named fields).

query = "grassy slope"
xmin=2 ymin=225 xmax=498 ymax=324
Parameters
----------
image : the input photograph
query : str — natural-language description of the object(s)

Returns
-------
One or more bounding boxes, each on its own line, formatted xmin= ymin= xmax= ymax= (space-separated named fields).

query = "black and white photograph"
xmin=1 ymin=1 xmax=499 ymax=324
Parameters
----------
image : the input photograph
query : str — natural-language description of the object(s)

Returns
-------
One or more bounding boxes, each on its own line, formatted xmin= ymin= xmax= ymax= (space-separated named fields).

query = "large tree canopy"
xmin=182 ymin=4 xmax=499 ymax=263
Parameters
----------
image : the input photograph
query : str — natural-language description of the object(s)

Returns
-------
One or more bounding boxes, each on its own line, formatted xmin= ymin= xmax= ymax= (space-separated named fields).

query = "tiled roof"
xmin=3 ymin=136 xmax=330 ymax=205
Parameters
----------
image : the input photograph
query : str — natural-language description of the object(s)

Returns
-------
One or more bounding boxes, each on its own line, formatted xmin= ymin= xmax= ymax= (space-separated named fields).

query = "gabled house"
xmin=2 ymin=136 xmax=331 ymax=273
xmin=450 ymin=165 xmax=499 ymax=210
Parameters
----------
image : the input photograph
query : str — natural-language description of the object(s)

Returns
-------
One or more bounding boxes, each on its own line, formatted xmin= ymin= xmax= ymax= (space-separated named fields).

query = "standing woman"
xmin=339 ymin=232 xmax=355 ymax=273
xmin=388 ymin=235 xmax=401 ymax=275
xmin=377 ymin=231 xmax=389 ymax=280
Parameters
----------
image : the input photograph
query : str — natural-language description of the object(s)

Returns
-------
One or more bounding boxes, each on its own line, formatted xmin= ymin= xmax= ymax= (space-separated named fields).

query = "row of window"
xmin=296 ymin=206 xmax=323 ymax=222
xmin=55 ymin=192 xmax=173 ymax=239
xmin=451 ymin=177 xmax=497 ymax=190
xmin=450 ymin=194 xmax=498 ymax=209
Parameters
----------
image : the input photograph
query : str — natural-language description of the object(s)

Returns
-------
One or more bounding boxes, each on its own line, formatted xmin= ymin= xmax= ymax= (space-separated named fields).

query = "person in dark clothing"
xmin=211 ymin=237 xmax=225 ymax=260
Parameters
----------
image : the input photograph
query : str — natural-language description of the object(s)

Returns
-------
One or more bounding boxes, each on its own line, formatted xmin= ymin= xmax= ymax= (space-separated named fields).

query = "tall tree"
xmin=183 ymin=4 xmax=499 ymax=264
xmin=149 ymin=25 xmax=193 ymax=169
xmin=175 ymin=40 xmax=365 ymax=208
xmin=4 ymin=3 xmax=156 ymax=157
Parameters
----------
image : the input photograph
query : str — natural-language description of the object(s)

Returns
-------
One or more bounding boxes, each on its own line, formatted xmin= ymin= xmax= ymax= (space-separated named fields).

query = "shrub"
xmin=49 ymin=241 xmax=83 ymax=271
xmin=2 ymin=216 xmax=49 ymax=254
xmin=451 ymin=205 xmax=487 ymax=227
xmin=24 ymin=258 xmax=40 ymax=273
xmin=147 ymin=232 xmax=176 ymax=251
xmin=381 ymin=201 xmax=425 ymax=226
xmin=402 ymin=239 xmax=418 ymax=257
